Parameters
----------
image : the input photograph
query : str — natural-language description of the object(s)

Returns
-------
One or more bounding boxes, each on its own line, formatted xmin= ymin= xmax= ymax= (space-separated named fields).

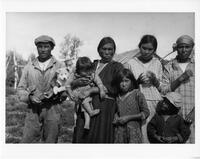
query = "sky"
xmin=6 ymin=12 xmax=194 ymax=61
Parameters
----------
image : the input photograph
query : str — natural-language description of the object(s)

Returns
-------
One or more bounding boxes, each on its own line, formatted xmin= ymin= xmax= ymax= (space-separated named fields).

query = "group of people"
xmin=17 ymin=34 xmax=195 ymax=144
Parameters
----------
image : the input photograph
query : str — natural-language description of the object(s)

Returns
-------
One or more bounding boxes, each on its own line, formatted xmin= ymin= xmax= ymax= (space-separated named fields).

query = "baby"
xmin=66 ymin=56 xmax=107 ymax=129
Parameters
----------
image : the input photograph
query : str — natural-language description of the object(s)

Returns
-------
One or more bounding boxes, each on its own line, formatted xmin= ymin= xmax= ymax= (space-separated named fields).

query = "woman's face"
xmin=99 ymin=43 xmax=115 ymax=62
xmin=139 ymin=43 xmax=155 ymax=62
xmin=177 ymin=43 xmax=193 ymax=61
xmin=120 ymin=77 xmax=132 ymax=94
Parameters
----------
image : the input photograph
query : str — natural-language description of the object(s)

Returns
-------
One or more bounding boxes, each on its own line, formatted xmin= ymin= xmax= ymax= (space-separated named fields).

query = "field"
xmin=6 ymin=87 xmax=74 ymax=143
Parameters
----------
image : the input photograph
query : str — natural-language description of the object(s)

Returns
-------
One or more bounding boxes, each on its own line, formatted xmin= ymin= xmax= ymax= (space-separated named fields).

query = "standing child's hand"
xmin=112 ymin=113 xmax=120 ymax=125
xmin=117 ymin=116 xmax=129 ymax=125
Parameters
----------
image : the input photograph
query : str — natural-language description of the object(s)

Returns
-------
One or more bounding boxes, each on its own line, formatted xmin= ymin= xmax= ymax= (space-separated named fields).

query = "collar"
xmin=32 ymin=56 xmax=57 ymax=71
xmin=174 ymin=55 xmax=194 ymax=64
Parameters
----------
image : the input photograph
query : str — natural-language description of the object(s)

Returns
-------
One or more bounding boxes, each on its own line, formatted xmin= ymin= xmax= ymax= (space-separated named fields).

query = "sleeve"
xmin=147 ymin=115 xmax=161 ymax=143
xmin=137 ymin=91 xmax=150 ymax=120
xmin=17 ymin=65 xmax=31 ymax=103
xmin=177 ymin=116 xmax=191 ymax=143
xmin=158 ymin=63 xmax=172 ymax=95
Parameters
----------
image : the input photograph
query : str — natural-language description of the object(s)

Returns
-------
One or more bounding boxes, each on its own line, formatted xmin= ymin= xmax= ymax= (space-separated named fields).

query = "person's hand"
xmin=185 ymin=108 xmax=194 ymax=124
xmin=44 ymin=90 xmax=54 ymax=99
xmin=179 ymin=69 xmax=193 ymax=83
xmin=146 ymin=71 xmax=160 ymax=88
xmin=154 ymin=135 xmax=165 ymax=143
xmin=71 ymin=78 xmax=90 ymax=88
xmin=29 ymin=89 xmax=43 ymax=104
xmin=137 ymin=73 xmax=151 ymax=86
xmin=68 ymin=92 xmax=77 ymax=102
xmin=112 ymin=113 xmax=120 ymax=125
xmin=29 ymin=94 xmax=42 ymax=104
xmin=162 ymin=136 xmax=179 ymax=143
xmin=116 ymin=116 xmax=129 ymax=125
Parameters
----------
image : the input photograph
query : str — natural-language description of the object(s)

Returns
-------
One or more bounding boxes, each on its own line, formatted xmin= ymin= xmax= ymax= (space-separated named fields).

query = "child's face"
xmin=162 ymin=100 xmax=169 ymax=111
xmin=120 ymin=77 xmax=132 ymax=93
xmin=79 ymin=70 xmax=92 ymax=77
xmin=161 ymin=99 xmax=177 ymax=115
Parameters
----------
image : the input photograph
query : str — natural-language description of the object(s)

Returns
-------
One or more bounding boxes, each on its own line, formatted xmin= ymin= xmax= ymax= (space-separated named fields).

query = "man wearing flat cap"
xmin=17 ymin=35 xmax=65 ymax=143
xmin=160 ymin=35 xmax=195 ymax=143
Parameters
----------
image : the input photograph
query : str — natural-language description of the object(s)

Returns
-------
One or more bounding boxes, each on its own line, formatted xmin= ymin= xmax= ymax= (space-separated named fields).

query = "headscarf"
xmin=176 ymin=35 xmax=194 ymax=46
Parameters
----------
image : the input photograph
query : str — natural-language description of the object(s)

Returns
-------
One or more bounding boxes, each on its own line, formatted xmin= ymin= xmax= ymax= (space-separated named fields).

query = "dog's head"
xmin=56 ymin=67 xmax=69 ymax=82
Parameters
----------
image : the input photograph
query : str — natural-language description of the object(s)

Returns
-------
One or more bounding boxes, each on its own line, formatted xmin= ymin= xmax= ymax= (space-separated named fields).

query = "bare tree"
xmin=6 ymin=50 xmax=27 ymax=88
xmin=59 ymin=34 xmax=83 ymax=60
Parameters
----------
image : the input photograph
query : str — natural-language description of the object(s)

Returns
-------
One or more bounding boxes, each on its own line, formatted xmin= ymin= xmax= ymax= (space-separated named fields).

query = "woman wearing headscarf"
xmin=160 ymin=35 xmax=195 ymax=143
xmin=124 ymin=35 xmax=163 ymax=143
xmin=72 ymin=37 xmax=124 ymax=143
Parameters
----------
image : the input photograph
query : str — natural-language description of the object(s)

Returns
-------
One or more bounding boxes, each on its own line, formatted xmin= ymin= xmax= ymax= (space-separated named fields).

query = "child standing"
xmin=147 ymin=92 xmax=191 ymax=143
xmin=66 ymin=56 xmax=107 ymax=129
xmin=113 ymin=68 xmax=150 ymax=143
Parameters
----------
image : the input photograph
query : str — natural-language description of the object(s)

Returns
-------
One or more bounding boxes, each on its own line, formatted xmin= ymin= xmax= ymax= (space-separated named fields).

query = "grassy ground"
xmin=6 ymin=88 xmax=75 ymax=143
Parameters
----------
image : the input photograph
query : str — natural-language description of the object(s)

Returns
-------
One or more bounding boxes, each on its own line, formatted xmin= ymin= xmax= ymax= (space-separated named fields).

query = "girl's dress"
xmin=125 ymin=57 xmax=163 ymax=143
xmin=114 ymin=89 xmax=149 ymax=143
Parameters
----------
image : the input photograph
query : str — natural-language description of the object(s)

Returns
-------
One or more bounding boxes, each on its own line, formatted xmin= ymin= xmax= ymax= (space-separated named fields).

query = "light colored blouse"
xmin=125 ymin=57 xmax=162 ymax=101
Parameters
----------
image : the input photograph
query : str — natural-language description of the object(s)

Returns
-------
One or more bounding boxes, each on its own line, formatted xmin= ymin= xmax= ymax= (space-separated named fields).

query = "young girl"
xmin=113 ymin=68 xmax=150 ymax=143
xmin=66 ymin=56 xmax=107 ymax=129
xmin=147 ymin=92 xmax=191 ymax=143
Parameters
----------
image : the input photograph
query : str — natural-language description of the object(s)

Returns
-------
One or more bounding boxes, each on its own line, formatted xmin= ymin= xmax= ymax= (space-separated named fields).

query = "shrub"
xmin=6 ymin=87 xmax=16 ymax=96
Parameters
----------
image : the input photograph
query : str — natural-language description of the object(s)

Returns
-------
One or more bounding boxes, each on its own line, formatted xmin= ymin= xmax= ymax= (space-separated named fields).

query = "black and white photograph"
xmin=1 ymin=0 xmax=200 ymax=159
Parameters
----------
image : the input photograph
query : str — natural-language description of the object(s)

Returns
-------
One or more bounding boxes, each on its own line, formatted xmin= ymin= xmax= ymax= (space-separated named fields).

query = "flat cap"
xmin=34 ymin=35 xmax=55 ymax=46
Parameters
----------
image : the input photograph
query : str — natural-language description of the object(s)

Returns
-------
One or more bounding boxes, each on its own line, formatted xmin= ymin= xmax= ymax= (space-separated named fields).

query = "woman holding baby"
xmin=72 ymin=37 xmax=124 ymax=143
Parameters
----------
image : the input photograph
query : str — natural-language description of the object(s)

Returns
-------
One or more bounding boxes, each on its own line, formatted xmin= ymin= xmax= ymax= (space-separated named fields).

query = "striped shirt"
xmin=160 ymin=57 xmax=195 ymax=117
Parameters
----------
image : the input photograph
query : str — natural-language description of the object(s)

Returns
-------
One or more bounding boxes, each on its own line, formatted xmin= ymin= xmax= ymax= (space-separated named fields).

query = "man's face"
xmin=37 ymin=43 xmax=53 ymax=61
xmin=177 ymin=43 xmax=193 ymax=61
